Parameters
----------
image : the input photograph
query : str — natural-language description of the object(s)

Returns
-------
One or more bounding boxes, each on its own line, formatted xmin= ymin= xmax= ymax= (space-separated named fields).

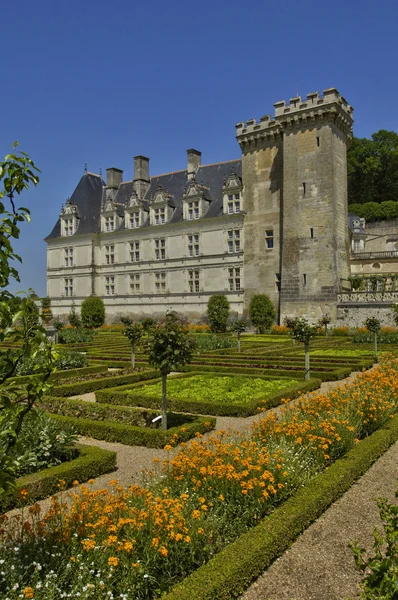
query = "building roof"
xmin=45 ymin=160 xmax=242 ymax=239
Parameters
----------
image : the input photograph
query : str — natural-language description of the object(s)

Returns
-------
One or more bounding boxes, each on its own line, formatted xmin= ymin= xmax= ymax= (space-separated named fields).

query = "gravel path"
xmin=241 ymin=440 xmax=398 ymax=600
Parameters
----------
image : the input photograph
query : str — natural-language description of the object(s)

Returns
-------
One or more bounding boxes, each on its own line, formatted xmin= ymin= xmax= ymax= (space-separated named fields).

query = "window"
xmin=310 ymin=228 xmax=314 ymax=239
xmin=276 ymin=273 xmax=281 ymax=292
xmin=227 ymin=229 xmax=241 ymax=253
xmin=64 ymin=218 xmax=74 ymax=236
xmin=105 ymin=244 xmax=115 ymax=265
xmin=188 ymin=234 xmax=200 ymax=257
xmin=154 ymin=207 xmax=166 ymax=225
xmin=189 ymin=270 xmax=200 ymax=293
xmin=105 ymin=216 xmax=115 ymax=232
xmin=316 ymin=136 xmax=320 ymax=147
xmin=106 ymin=276 xmax=115 ymax=296
xmin=303 ymin=273 xmax=307 ymax=287
xmin=353 ymin=239 xmax=360 ymax=253
xmin=228 ymin=267 xmax=241 ymax=291
xmin=187 ymin=201 xmax=200 ymax=220
xmin=64 ymin=247 xmax=74 ymax=267
xmin=155 ymin=271 xmax=166 ymax=293
xmin=302 ymin=182 xmax=306 ymax=196
xmin=227 ymin=192 xmax=241 ymax=214
xmin=155 ymin=238 xmax=166 ymax=260
xmin=64 ymin=278 xmax=73 ymax=297
xmin=129 ymin=274 xmax=140 ymax=294
xmin=265 ymin=230 xmax=274 ymax=249
xmin=129 ymin=213 xmax=140 ymax=228
xmin=129 ymin=241 xmax=140 ymax=262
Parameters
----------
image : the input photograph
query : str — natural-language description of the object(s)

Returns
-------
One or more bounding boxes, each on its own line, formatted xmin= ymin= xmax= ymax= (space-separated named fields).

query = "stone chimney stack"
xmin=133 ymin=155 xmax=150 ymax=199
xmin=106 ymin=167 xmax=123 ymax=189
xmin=187 ymin=149 xmax=201 ymax=180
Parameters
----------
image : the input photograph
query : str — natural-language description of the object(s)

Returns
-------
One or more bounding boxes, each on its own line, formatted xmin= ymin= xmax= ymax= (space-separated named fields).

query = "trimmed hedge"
xmin=48 ymin=413 xmax=216 ymax=448
xmin=163 ymin=414 xmax=398 ymax=600
xmin=96 ymin=374 xmax=322 ymax=417
xmin=8 ymin=365 xmax=108 ymax=386
xmin=0 ymin=444 xmax=116 ymax=512
xmin=51 ymin=369 xmax=159 ymax=396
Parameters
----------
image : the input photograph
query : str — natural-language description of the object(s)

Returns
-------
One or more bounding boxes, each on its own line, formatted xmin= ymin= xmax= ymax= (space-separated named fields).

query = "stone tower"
xmin=236 ymin=88 xmax=353 ymax=322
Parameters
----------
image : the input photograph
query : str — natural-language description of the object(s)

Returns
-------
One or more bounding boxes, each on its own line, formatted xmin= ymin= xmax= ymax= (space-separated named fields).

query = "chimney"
xmin=187 ymin=149 xmax=201 ymax=180
xmin=133 ymin=155 xmax=150 ymax=199
xmin=106 ymin=167 xmax=123 ymax=189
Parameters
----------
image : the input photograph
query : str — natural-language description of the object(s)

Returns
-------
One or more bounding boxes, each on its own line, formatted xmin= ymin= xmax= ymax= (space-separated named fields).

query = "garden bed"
xmin=51 ymin=369 xmax=159 ymax=396
xmin=96 ymin=373 xmax=322 ymax=417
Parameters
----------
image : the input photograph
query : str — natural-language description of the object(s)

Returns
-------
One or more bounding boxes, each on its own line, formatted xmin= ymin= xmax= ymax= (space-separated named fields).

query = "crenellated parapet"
xmin=236 ymin=88 xmax=353 ymax=149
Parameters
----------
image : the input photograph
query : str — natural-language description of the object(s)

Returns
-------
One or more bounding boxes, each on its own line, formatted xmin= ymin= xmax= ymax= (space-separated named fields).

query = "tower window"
xmin=302 ymin=183 xmax=306 ymax=196
xmin=316 ymin=136 xmax=320 ymax=147
xmin=310 ymin=228 xmax=314 ymax=239
xmin=303 ymin=273 xmax=307 ymax=286
xmin=227 ymin=229 xmax=241 ymax=253
xmin=265 ymin=230 xmax=274 ymax=249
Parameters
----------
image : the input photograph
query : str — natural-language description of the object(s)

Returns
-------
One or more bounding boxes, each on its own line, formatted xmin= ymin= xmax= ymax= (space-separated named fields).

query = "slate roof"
xmin=45 ymin=160 xmax=242 ymax=239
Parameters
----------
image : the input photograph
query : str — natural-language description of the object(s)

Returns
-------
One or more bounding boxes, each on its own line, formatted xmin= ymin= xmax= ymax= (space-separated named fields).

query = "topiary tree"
xmin=284 ymin=317 xmax=318 ymax=380
xmin=140 ymin=317 xmax=156 ymax=332
xmin=81 ymin=296 xmax=105 ymax=329
xmin=364 ymin=316 xmax=381 ymax=361
xmin=147 ymin=313 xmax=196 ymax=430
xmin=68 ymin=301 xmax=81 ymax=329
xmin=207 ymin=294 xmax=230 ymax=333
xmin=230 ymin=319 xmax=247 ymax=352
xmin=249 ymin=294 xmax=276 ymax=334
xmin=319 ymin=314 xmax=331 ymax=337
xmin=121 ymin=317 xmax=143 ymax=368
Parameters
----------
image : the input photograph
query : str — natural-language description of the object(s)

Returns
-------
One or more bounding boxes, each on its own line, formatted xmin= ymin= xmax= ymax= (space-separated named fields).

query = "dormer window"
xmin=182 ymin=180 xmax=211 ymax=221
xmin=60 ymin=199 xmax=79 ymax=237
xmin=101 ymin=196 xmax=119 ymax=233
xmin=223 ymin=172 xmax=243 ymax=215
xmin=125 ymin=189 xmax=147 ymax=229
xmin=187 ymin=201 xmax=200 ymax=220
xmin=105 ymin=216 xmax=115 ymax=232
xmin=150 ymin=186 xmax=174 ymax=226
xmin=128 ymin=213 xmax=140 ymax=228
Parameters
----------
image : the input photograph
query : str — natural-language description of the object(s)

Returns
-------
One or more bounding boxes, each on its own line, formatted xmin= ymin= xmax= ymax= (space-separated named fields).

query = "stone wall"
xmin=336 ymin=304 xmax=395 ymax=328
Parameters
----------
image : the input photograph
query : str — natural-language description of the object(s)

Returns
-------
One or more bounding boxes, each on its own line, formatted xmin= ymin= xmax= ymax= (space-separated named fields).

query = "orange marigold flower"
xmin=184 ymin=536 xmax=191 ymax=543
xmin=23 ymin=588 xmax=34 ymax=599
xmin=192 ymin=510 xmax=201 ymax=519
xmin=108 ymin=556 xmax=119 ymax=567
xmin=198 ymin=527 xmax=204 ymax=535
xmin=159 ymin=546 xmax=168 ymax=556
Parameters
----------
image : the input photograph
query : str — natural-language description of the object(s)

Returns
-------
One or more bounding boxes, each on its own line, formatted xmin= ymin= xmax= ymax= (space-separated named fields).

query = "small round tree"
xmin=249 ymin=294 xmax=276 ymax=334
xmin=81 ymin=296 xmax=105 ymax=329
xmin=148 ymin=314 xmax=196 ymax=430
xmin=364 ymin=316 xmax=381 ymax=361
xmin=121 ymin=317 xmax=143 ymax=368
xmin=207 ymin=294 xmax=230 ymax=333
xmin=285 ymin=317 xmax=318 ymax=380
xmin=319 ymin=314 xmax=331 ymax=337
xmin=230 ymin=319 xmax=247 ymax=352
xmin=68 ymin=301 xmax=81 ymax=329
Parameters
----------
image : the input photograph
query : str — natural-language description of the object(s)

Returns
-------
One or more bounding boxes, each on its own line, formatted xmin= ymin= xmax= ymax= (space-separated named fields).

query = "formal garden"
xmin=1 ymin=148 xmax=397 ymax=599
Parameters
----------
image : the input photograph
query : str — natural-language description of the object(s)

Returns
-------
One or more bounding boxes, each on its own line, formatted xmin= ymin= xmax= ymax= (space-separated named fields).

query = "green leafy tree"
xmin=121 ymin=318 xmax=143 ymax=368
xmin=230 ymin=319 xmax=247 ymax=352
xmin=364 ymin=316 xmax=381 ymax=361
xmin=81 ymin=295 xmax=105 ymax=329
xmin=284 ymin=317 xmax=318 ymax=380
xmin=0 ymin=143 xmax=56 ymax=497
xmin=147 ymin=313 xmax=196 ymax=430
xmin=349 ymin=489 xmax=398 ymax=600
xmin=140 ymin=317 xmax=156 ymax=332
xmin=348 ymin=130 xmax=398 ymax=205
xmin=318 ymin=314 xmax=331 ymax=337
xmin=68 ymin=301 xmax=81 ymax=329
xmin=207 ymin=294 xmax=230 ymax=333
xmin=249 ymin=294 xmax=276 ymax=334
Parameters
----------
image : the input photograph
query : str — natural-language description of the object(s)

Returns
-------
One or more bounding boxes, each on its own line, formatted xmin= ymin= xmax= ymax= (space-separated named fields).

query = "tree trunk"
xmin=325 ymin=324 xmax=328 ymax=338
xmin=131 ymin=343 xmax=135 ymax=369
xmin=161 ymin=371 xmax=168 ymax=430
xmin=374 ymin=332 xmax=378 ymax=362
xmin=237 ymin=333 xmax=241 ymax=353
xmin=305 ymin=342 xmax=310 ymax=380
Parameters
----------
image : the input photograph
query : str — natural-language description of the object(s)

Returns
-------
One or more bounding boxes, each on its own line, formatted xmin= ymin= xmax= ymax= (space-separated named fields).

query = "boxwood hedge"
xmin=0 ymin=444 xmax=116 ymax=512
xmin=51 ymin=369 xmax=159 ymax=396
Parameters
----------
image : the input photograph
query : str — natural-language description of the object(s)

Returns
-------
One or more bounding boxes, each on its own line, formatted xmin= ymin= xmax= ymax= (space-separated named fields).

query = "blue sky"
xmin=2 ymin=0 xmax=398 ymax=296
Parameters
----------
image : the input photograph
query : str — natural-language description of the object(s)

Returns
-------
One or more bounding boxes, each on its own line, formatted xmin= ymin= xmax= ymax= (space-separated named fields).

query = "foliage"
xmin=53 ymin=319 xmax=64 ymax=332
xmin=350 ymin=489 xmax=398 ymax=599
xmin=249 ymin=294 xmax=276 ymax=333
xmin=230 ymin=319 xmax=247 ymax=335
xmin=347 ymin=130 xmax=398 ymax=205
xmin=391 ymin=302 xmax=398 ymax=327
xmin=68 ymin=301 xmax=81 ymax=329
xmin=364 ymin=317 xmax=381 ymax=334
xmin=207 ymin=294 xmax=230 ymax=333
xmin=40 ymin=296 xmax=53 ymax=324
xmin=140 ymin=317 xmax=156 ymax=332
xmin=121 ymin=318 xmax=144 ymax=345
xmin=353 ymin=330 xmax=398 ymax=344
xmin=58 ymin=327 xmax=95 ymax=344
xmin=330 ymin=326 xmax=351 ymax=336
xmin=0 ymin=143 xmax=56 ymax=497
xmin=55 ymin=350 xmax=88 ymax=371
xmin=348 ymin=200 xmax=398 ymax=222
xmin=1 ymin=408 xmax=78 ymax=477
xmin=3 ymin=349 xmax=87 ymax=376
xmin=54 ymin=370 xmax=159 ymax=398
xmin=271 ymin=325 xmax=290 ymax=335
xmin=81 ymin=295 xmax=105 ymax=329
xmin=284 ymin=317 xmax=318 ymax=345
xmin=191 ymin=334 xmax=237 ymax=352
xmin=1 ymin=355 xmax=397 ymax=599
xmin=148 ymin=316 xmax=196 ymax=375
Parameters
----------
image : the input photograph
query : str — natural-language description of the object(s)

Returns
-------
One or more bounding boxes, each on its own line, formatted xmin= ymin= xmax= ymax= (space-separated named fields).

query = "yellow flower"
xmin=152 ymin=537 xmax=160 ymax=548
xmin=164 ymin=444 xmax=173 ymax=451
xmin=108 ymin=556 xmax=119 ymax=567
xmin=184 ymin=536 xmax=191 ymax=543
xmin=159 ymin=546 xmax=168 ymax=556
xmin=192 ymin=510 xmax=201 ymax=519
xmin=82 ymin=539 xmax=96 ymax=551
xmin=219 ymin=494 xmax=225 ymax=501
xmin=198 ymin=527 xmax=204 ymax=535
xmin=23 ymin=588 xmax=34 ymax=599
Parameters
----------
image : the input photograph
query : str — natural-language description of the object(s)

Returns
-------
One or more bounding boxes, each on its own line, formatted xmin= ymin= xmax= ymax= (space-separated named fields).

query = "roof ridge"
xmin=199 ymin=159 xmax=241 ymax=168
xmin=151 ymin=168 xmax=187 ymax=177
xmin=85 ymin=171 xmax=102 ymax=178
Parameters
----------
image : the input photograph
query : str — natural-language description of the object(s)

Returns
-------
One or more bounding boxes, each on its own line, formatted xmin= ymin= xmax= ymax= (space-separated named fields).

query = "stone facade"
xmin=46 ymin=88 xmax=357 ymax=323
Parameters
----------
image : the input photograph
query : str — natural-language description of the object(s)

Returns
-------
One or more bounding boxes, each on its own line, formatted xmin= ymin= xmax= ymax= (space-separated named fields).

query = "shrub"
xmin=56 ymin=350 xmax=88 ymax=370
xmin=58 ymin=328 xmax=95 ymax=344
xmin=271 ymin=325 xmax=289 ymax=335
xmin=249 ymin=294 xmax=276 ymax=333
xmin=207 ymin=295 xmax=230 ymax=333
xmin=68 ymin=302 xmax=81 ymax=328
xmin=1 ymin=408 xmax=78 ymax=477
xmin=81 ymin=296 xmax=105 ymax=329
xmin=5 ymin=349 xmax=88 ymax=376
xmin=192 ymin=334 xmax=237 ymax=352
